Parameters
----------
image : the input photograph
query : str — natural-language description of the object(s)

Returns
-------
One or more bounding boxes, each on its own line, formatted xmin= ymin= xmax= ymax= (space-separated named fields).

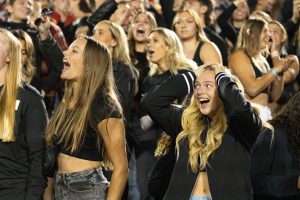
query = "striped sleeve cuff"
xmin=216 ymin=72 xmax=230 ymax=85
xmin=181 ymin=71 xmax=196 ymax=93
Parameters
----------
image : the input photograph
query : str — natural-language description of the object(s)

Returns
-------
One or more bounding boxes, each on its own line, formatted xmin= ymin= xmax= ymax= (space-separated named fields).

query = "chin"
xmin=60 ymin=74 xmax=68 ymax=80
xmin=200 ymin=109 xmax=210 ymax=116
xmin=150 ymin=59 xmax=158 ymax=64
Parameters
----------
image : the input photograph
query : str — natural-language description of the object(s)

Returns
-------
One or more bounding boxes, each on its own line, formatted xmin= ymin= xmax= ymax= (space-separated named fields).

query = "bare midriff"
xmin=192 ymin=172 xmax=211 ymax=196
xmin=247 ymin=93 xmax=269 ymax=106
xmin=57 ymin=153 xmax=102 ymax=173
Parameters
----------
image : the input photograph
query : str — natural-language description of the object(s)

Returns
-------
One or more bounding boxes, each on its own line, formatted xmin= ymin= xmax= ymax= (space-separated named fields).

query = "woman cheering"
xmin=44 ymin=35 xmax=128 ymax=200
xmin=142 ymin=64 xmax=262 ymax=200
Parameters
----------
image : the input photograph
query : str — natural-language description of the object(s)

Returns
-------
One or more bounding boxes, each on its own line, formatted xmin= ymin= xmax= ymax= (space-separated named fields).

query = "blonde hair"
xmin=176 ymin=65 xmax=228 ymax=172
xmin=101 ymin=20 xmax=139 ymax=94
xmin=128 ymin=11 xmax=157 ymax=54
xmin=269 ymin=20 xmax=288 ymax=54
xmin=45 ymin=36 xmax=123 ymax=166
xmin=250 ymin=11 xmax=272 ymax=22
xmin=173 ymin=9 xmax=208 ymax=42
xmin=0 ymin=28 xmax=22 ymax=142
xmin=236 ymin=18 xmax=268 ymax=57
xmin=149 ymin=28 xmax=197 ymax=76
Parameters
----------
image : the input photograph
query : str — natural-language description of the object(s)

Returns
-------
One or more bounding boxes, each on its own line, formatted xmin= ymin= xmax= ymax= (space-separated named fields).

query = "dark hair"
xmin=79 ymin=0 xmax=92 ymax=13
xmin=270 ymin=92 xmax=300 ymax=164
xmin=199 ymin=0 xmax=214 ymax=26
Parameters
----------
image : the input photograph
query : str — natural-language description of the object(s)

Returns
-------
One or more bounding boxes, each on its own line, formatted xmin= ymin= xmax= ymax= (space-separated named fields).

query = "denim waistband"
xmin=190 ymin=195 xmax=212 ymax=200
xmin=55 ymin=167 xmax=108 ymax=183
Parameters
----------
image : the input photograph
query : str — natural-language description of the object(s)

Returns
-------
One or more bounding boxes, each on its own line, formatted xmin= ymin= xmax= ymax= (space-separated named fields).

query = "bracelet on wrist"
xmin=270 ymin=68 xmax=279 ymax=79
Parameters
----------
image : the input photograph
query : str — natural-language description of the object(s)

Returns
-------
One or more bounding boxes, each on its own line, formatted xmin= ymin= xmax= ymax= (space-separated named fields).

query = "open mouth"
xmin=137 ymin=28 xmax=145 ymax=34
xmin=63 ymin=59 xmax=70 ymax=71
xmin=147 ymin=49 xmax=154 ymax=55
xmin=199 ymin=98 xmax=210 ymax=106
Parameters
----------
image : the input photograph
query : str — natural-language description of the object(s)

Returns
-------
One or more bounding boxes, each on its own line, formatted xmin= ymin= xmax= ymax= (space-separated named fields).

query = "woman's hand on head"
xmin=214 ymin=64 xmax=227 ymax=75
xmin=195 ymin=63 xmax=227 ymax=77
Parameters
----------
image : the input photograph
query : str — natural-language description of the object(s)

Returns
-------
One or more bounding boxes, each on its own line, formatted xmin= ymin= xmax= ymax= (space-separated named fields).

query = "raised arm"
xmin=141 ymin=71 xmax=195 ymax=138
xmin=216 ymin=2 xmax=239 ymax=44
xmin=216 ymin=69 xmax=261 ymax=149
xmin=229 ymin=51 xmax=282 ymax=98
xmin=36 ymin=16 xmax=64 ymax=94
xmin=87 ymin=0 xmax=118 ymax=27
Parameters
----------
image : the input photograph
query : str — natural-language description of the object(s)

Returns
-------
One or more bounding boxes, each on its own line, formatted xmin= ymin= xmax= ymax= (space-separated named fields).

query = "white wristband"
xmin=270 ymin=68 xmax=279 ymax=79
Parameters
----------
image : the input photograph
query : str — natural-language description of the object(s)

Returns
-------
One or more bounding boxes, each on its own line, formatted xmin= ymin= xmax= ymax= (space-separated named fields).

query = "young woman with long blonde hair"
xmin=173 ymin=9 xmax=222 ymax=66
xmin=141 ymin=27 xmax=197 ymax=199
xmin=142 ymin=64 xmax=262 ymax=200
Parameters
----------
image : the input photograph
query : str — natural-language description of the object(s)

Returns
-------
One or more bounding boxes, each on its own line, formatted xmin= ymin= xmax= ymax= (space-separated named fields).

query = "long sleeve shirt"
xmin=0 ymin=83 xmax=48 ymax=200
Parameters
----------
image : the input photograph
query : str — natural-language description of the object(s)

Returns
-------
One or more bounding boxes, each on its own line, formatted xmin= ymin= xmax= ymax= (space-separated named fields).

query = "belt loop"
xmin=62 ymin=173 xmax=68 ymax=186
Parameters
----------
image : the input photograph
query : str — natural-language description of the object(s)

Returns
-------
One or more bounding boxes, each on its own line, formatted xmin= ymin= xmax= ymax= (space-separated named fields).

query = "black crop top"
xmin=58 ymin=93 xmax=122 ymax=161
xmin=245 ymin=53 xmax=269 ymax=94
xmin=192 ymin=41 xmax=205 ymax=66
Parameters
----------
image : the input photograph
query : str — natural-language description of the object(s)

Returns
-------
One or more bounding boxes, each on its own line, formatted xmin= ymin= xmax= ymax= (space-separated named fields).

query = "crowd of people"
xmin=0 ymin=0 xmax=299 ymax=199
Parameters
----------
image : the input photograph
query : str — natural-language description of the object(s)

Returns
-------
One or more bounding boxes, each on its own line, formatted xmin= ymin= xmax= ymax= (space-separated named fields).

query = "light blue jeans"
xmin=190 ymin=195 xmax=212 ymax=200
xmin=54 ymin=167 xmax=109 ymax=200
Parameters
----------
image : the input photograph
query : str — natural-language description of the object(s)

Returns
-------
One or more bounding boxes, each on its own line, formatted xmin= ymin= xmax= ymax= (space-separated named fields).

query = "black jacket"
xmin=0 ymin=83 xmax=48 ymax=200
xmin=251 ymin=126 xmax=300 ymax=200
xmin=142 ymin=71 xmax=261 ymax=200
xmin=37 ymin=35 xmax=64 ymax=93
xmin=112 ymin=61 xmax=135 ymax=125
xmin=216 ymin=3 xmax=239 ymax=45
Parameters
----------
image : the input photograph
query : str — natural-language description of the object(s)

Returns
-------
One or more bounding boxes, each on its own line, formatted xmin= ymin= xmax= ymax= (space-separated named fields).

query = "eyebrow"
xmin=93 ymin=28 xmax=103 ymax=32
xmin=72 ymin=46 xmax=80 ymax=50
xmin=195 ymin=80 xmax=215 ymax=84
